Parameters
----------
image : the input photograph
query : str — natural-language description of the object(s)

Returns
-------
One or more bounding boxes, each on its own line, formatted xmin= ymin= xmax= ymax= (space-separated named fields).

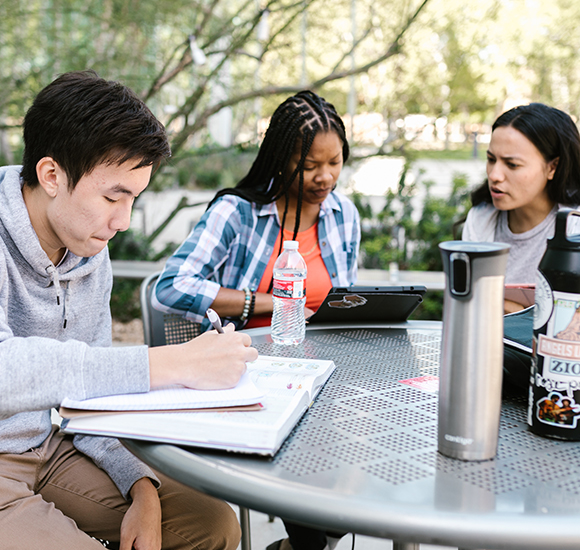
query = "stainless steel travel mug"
xmin=438 ymin=241 xmax=510 ymax=460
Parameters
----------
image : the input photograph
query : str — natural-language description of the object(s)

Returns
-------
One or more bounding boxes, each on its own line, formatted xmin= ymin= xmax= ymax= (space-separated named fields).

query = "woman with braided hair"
xmin=154 ymin=90 xmax=360 ymax=333
xmin=154 ymin=90 xmax=358 ymax=550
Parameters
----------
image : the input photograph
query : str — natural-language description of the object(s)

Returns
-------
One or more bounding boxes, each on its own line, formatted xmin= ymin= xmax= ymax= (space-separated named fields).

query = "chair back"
xmin=140 ymin=272 xmax=201 ymax=347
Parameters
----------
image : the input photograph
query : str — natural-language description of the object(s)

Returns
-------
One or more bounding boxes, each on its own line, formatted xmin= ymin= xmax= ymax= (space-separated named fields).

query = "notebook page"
xmin=61 ymin=372 xmax=263 ymax=411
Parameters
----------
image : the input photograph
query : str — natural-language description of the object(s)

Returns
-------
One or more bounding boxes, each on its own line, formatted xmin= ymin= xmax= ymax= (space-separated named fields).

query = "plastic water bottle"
xmin=271 ymin=241 xmax=307 ymax=345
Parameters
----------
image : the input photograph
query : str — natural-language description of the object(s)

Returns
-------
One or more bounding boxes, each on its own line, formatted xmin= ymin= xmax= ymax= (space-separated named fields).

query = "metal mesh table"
xmin=123 ymin=322 xmax=580 ymax=550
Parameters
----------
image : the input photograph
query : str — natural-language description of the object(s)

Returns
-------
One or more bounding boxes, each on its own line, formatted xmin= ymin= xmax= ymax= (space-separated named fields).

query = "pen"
xmin=206 ymin=308 xmax=224 ymax=333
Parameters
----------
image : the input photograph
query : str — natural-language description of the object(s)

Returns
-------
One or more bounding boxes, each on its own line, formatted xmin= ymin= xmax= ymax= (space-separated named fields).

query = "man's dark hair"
xmin=21 ymin=70 xmax=171 ymax=189
xmin=471 ymin=103 xmax=580 ymax=207
xmin=210 ymin=90 xmax=349 ymax=243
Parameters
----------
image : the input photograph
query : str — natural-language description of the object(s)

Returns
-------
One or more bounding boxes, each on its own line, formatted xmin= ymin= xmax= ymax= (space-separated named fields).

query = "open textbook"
xmin=62 ymin=355 xmax=336 ymax=456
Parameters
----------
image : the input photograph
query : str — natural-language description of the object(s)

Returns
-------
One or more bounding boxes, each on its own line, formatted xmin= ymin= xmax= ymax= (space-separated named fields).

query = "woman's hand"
xmin=120 ymin=478 xmax=162 ymax=550
xmin=504 ymin=299 xmax=525 ymax=315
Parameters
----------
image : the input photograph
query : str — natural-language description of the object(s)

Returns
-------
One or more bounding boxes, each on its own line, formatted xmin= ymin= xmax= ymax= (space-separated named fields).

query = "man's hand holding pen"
xmin=206 ymin=308 xmax=225 ymax=333
xmin=148 ymin=310 xmax=258 ymax=391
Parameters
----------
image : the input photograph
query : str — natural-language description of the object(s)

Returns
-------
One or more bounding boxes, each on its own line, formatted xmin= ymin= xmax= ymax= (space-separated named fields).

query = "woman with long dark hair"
xmin=154 ymin=90 xmax=360 ymax=331
xmin=463 ymin=103 xmax=580 ymax=286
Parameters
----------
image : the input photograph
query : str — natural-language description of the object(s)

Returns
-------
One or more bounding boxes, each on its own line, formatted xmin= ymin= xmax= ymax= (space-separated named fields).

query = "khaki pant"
xmin=0 ymin=426 xmax=240 ymax=550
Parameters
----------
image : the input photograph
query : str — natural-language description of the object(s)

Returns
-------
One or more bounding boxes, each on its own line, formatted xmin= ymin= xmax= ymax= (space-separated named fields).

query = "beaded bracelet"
xmin=240 ymin=287 xmax=252 ymax=321
xmin=247 ymin=290 xmax=257 ymax=321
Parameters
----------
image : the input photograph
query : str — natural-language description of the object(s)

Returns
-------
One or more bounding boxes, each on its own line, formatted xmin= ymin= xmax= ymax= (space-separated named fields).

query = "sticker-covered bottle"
xmin=530 ymin=209 xmax=580 ymax=440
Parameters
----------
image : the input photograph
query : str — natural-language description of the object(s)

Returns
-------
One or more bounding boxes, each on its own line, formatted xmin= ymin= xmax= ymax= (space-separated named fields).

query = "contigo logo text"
xmin=444 ymin=434 xmax=473 ymax=446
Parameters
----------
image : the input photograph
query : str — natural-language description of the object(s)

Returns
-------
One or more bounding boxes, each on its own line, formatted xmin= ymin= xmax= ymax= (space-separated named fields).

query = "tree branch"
xmin=143 ymin=39 xmax=191 ymax=101
xmin=146 ymin=197 xmax=209 ymax=244
xmin=313 ymin=0 xmax=430 ymax=86
xmin=168 ymin=0 xmax=431 ymax=154
xmin=143 ymin=0 xmax=253 ymax=102
xmin=328 ymin=22 xmax=374 ymax=75
xmin=163 ymin=5 xmax=273 ymax=129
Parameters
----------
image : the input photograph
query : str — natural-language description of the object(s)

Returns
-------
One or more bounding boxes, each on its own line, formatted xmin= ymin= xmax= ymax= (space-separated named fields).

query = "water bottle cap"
xmin=283 ymin=240 xmax=299 ymax=250
xmin=547 ymin=209 xmax=580 ymax=251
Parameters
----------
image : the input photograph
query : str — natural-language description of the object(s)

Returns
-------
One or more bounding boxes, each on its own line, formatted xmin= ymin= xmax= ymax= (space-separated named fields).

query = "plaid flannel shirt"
xmin=153 ymin=191 xmax=360 ymax=330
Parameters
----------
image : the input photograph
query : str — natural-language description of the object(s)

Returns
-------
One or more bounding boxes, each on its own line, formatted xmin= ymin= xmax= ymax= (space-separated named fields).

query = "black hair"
xmin=21 ymin=70 xmax=171 ymax=190
xmin=471 ymin=103 xmax=580 ymax=207
xmin=210 ymin=89 xmax=348 ymax=243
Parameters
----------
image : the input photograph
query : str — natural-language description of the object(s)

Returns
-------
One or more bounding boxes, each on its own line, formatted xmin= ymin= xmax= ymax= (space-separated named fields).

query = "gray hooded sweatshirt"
xmin=0 ymin=165 xmax=158 ymax=498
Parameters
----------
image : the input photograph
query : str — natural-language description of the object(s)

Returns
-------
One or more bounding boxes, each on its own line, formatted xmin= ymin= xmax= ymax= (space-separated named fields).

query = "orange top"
xmin=245 ymin=224 xmax=332 ymax=328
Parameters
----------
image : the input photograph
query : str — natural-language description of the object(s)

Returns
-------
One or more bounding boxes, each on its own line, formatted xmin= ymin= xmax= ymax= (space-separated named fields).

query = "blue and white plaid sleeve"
xmin=347 ymin=203 xmax=361 ymax=284
xmin=153 ymin=197 xmax=243 ymax=324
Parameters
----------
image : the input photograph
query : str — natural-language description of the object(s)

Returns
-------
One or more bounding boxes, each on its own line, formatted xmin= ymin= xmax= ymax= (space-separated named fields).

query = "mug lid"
xmin=439 ymin=241 xmax=510 ymax=256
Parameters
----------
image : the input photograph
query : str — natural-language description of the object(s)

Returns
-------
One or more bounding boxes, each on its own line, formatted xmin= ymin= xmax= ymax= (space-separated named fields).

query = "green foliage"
xmin=109 ymin=278 xmax=142 ymax=323
xmin=108 ymin=229 xmax=154 ymax=322
xmin=411 ymin=175 xmax=471 ymax=271
xmin=168 ymin=146 xmax=258 ymax=190
xmin=440 ymin=22 xmax=493 ymax=119
xmin=0 ymin=0 xmax=436 ymax=165
xmin=108 ymin=228 xmax=153 ymax=261
xmin=355 ymin=158 xmax=417 ymax=269
xmin=359 ymin=169 xmax=470 ymax=272
xmin=356 ymin=162 xmax=471 ymax=320
xmin=411 ymin=146 xmax=486 ymax=161
xmin=4 ymin=0 xmax=580 ymax=169
xmin=409 ymin=291 xmax=445 ymax=321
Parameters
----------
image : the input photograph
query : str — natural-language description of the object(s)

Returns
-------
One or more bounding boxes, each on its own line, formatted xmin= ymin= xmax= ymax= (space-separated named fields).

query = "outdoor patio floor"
xmin=236 ymin=508 xmax=455 ymax=550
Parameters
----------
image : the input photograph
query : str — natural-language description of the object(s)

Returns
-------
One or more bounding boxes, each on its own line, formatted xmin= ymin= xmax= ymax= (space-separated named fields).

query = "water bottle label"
xmin=534 ymin=271 xmax=553 ymax=330
xmin=273 ymin=279 xmax=305 ymax=299
xmin=533 ymin=288 xmax=580 ymax=429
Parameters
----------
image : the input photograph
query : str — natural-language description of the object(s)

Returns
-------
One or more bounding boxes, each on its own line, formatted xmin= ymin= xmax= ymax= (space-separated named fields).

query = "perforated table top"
xmin=123 ymin=322 xmax=580 ymax=550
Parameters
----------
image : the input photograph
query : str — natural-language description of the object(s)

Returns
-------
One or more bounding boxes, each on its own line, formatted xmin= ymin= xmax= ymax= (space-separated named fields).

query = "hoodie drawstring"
xmin=63 ymin=281 xmax=70 ymax=329
xmin=45 ymin=265 xmax=68 ymax=328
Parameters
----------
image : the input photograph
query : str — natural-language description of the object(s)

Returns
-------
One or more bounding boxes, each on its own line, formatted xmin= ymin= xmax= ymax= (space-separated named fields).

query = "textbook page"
xmin=247 ymin=355 xmax=335 ymax=400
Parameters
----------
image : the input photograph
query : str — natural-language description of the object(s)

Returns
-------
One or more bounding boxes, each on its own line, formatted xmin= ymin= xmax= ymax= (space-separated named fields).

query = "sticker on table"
xmin=399 ymin=375 xmax=439 ymax=393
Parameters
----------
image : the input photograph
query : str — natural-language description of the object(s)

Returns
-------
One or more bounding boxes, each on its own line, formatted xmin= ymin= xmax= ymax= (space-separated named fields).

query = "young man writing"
xmin=0 ymin=71 xmax=257 ymax=550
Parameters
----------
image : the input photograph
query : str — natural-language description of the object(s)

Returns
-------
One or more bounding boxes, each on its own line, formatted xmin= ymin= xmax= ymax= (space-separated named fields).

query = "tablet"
xmin=307 ymin=285 xmax=426 ymax=324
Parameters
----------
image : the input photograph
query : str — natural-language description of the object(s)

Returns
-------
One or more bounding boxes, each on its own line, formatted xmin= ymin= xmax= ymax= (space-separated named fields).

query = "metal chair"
xmin=140 ymin=272 xmax=252 ymax=550
xmin=140 ymin=272 xmax=201 ymax=347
